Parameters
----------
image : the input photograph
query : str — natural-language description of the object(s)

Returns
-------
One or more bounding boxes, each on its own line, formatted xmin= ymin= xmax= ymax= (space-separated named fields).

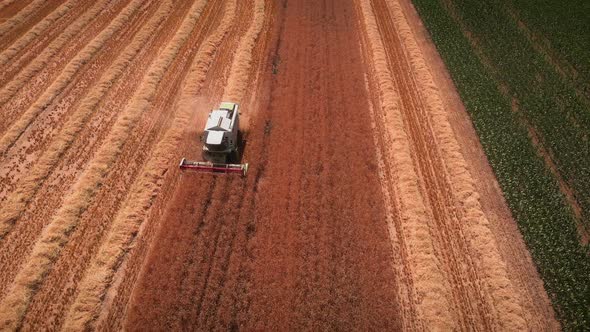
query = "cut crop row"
xmin=63 ymin=0 xmax=236 ymax=329
xmin=0 ymin=0 xmax=209 ymax=328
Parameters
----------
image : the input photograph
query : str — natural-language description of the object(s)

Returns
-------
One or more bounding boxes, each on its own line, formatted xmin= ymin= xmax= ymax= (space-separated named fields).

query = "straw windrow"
xmin=0 ymin=0 xmax=46 ymax=38
xmin=0 ymin=0 xmax=173 ymax=242
xmin=0 ymin=0 xmax=208 ymax=329
xmin=357 ymin=0 xmax=454 ymax=329
xmin=0 ymin=0 xmax=77 ymax=67
xmin=63 ymin=1 xmax=239 ymax=330
xmin=0 ymin=0 xmax=115 ymax=106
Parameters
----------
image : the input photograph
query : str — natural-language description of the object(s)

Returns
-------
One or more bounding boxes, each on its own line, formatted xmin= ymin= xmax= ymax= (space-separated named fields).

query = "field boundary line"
xmin=62 ymin=2 xmax=238 ymax=329
xmin=357 ymin=0 xmax=454 ymax=329
xmin=0 ymin=0 xmax=209 ymax=329
xmin=0 ymin=0 xmax=144 ymax=159
xmin=0 ymin=0 xmax=173 ymax=252
xmin=0 ymin=0 xmax=114 ymax=106
xmin=385 ymin=0 xmax=528 ymax=329
xmin=0 ymin=0 xmax=77 ymax=67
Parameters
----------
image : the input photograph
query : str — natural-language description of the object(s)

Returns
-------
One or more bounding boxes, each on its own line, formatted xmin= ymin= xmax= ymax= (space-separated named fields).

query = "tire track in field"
xmin=284 ymin=6 xmax=334 ymax=327
xmin=0 ymin=0 xmax=216 ymax=328
xmin=0 ymin=0 xmax=125 ymax=130
xmin=244 ymin=1 xmax=401 ymax=329
xmin=0 ymin=0 xmax=94 ymax=82
xmin=364 ymin=72 xmax=420 ymax=329
xmin=356 ymin=0 xmax=454 ymax=329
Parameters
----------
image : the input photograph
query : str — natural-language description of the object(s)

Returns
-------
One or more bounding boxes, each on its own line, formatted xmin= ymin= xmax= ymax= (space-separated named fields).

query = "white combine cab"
xmin=179 ymin=102 xmax=248 ymax=175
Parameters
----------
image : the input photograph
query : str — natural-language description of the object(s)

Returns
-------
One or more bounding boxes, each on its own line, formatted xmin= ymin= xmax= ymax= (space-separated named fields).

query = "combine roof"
xmin=205 ymin=110 xmax=232 ymax=132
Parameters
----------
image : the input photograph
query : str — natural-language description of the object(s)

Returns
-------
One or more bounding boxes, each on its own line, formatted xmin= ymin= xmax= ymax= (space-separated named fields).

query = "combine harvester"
xmin=179 ymin=101 xmax=248 ymax=176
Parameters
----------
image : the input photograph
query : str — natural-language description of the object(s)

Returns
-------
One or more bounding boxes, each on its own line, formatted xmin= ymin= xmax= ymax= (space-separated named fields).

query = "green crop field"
xmin=411 ymin=0 xmax=590 ymax=328
xmin=507 ymin=0 xmax=590 ymax=98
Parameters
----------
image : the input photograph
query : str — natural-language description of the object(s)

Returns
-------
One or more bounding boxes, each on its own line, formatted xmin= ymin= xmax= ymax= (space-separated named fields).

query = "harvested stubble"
xmin=63 ymin=3 xmax=239 ymax=329
xmin=0 ymin=0 xmax=209 ymax=329
xmin=0 ymin=0 xmax=116 ymax=105
xmin=0 ymin=0 xmax=46 ymax=38
xmin=0 ymin=0 xmax=77 ymax=67
xmin=0 ymin=0 xmax=145 ymax=153
xmin=0 ymin=0 xmax=147 ymax=239
xmin=0 ymin=0 xmax=173 ymax=240
xmin=223 ymin=0 xmax=265 ymax=102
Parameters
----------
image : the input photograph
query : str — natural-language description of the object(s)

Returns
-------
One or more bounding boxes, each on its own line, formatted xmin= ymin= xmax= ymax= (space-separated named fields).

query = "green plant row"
xmin=505 ymin=0 xmax=590 ymax=97
xmin=411 ymin=0 xmax=590 ymax=329
xmin=448 ymin=0 xmax=590 ymax=230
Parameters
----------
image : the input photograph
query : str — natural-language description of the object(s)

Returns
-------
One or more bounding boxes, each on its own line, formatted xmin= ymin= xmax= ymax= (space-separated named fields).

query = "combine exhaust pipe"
xmin=179 ymin=158 xmax=249 ymax=176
